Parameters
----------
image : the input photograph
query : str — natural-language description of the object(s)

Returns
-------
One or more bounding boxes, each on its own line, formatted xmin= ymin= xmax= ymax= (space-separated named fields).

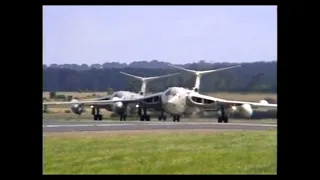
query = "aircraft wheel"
xmin=93 ymin=115 xmax=97 ymax=121
xmin=91 ymin=107 xmax=96 ymax=115
xmin=158 ymin=116 xmax=167 ymax=121
xmin=146 ymin=115 xmax=151 ymax=121
xmin=140 ymin=116 xmax=145 ymax=121
xmin=163 ymin=116 xmax=167 ymax=121
xmin=218 ymin=117 xmax=223 ymax=123
xmin=223 ymin=117 xmax=228 ymax=123
xmin=98 ymin=115 xmax=103 ymax=121
xmin=173 ymin=116 xmax=179 ymax=122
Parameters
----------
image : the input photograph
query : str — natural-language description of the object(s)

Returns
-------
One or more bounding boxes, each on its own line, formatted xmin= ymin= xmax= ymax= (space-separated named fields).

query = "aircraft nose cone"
xmin=163 ymin=95 xmax=185 ymax=115
xmin=167 ymin=96 xmax=178 ymax=105
xmin=168 ymin=99 xmax=176 ymax=106
xmin=116 ymin=102 xmax=123 ymax=108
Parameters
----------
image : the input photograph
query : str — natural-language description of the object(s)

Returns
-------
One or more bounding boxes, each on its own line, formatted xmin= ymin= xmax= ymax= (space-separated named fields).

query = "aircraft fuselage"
xmin=97 ymin=91 xmax=143 ymax=115
xmin=160 ymin=87 xmax=199 ymax=116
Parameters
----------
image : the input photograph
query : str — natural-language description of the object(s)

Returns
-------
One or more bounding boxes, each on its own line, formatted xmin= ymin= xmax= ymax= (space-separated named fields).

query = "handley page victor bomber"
xmin=43 ymin=65 xmax=277 ymax=123
xmin=44 ymin=71 xmax=179 ymax=121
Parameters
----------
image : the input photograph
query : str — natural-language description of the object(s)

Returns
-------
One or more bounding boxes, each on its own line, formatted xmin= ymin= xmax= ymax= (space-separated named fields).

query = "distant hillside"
xmin=43 ymin=60 xmax=277 ymax=93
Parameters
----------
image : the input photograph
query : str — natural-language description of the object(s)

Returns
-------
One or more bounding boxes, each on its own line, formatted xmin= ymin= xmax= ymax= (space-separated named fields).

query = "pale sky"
xmin=43 ymin=5 xmax=277 ymax=65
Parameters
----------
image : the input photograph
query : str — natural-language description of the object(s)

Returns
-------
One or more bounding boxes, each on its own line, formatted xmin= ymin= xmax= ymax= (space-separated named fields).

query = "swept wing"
xmin=43 ymin=92 xmax=163 ymax=106
xmin=186 ymin=93 xmax=277 ymax=109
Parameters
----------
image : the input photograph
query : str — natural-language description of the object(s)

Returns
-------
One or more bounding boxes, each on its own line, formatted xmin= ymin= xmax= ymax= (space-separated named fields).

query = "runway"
xmin=43 ymin=119 xmax=277 ymax=132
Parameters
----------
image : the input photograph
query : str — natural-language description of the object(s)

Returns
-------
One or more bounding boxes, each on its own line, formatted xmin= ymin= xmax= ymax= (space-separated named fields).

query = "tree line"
xmin=43 ymin=61 xmax=277 ymax=93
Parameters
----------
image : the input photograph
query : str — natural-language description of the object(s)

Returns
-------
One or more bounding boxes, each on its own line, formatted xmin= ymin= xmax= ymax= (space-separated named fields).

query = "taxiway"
xmin=43 ymin=119 xmax=277 ymax=132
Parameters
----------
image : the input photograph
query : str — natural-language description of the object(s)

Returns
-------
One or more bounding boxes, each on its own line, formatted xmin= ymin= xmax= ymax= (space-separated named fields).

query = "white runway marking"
xmin=43 ymin=122 xmax=277 ymax=128
xmin=140 ymin=122 xmax=277 ymax=127
xmin=43 ymin=124 xmax=132 ymax=128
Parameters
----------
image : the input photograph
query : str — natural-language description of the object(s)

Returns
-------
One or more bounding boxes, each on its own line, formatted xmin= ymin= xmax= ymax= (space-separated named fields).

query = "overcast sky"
xmin=43 ymin=5 xmax=277 ymax=65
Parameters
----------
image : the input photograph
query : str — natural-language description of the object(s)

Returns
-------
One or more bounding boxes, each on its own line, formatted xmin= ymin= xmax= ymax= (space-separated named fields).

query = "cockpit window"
xmin=171 ymin=88 xmax=178 ymax=96
xmin=165 ymin=90 xmax=171 ymax=96
xmin=114 ymin=92 xmax=124 ymax=98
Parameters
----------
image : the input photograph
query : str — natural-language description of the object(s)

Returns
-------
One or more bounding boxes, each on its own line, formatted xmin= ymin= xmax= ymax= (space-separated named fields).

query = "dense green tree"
xmin=43 ymin=61 xmax=277 ymax=93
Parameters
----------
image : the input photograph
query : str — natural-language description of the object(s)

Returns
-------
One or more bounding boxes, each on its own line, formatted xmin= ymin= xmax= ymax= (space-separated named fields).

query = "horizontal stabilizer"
xmin=144 ymin=72 xmax=180 ymax=81
xmin=120 ymin=71 xmax=180 ymax=96
xmin=120 ymin=71 xmax=179 ymax=82
xmin=168 ymin=64 xmax=241 ymax=93
xmin=120 ymin=72 xmax=144 ymax=81
xmin=199 ymin=65 xmax=241 ymax=76
xmin=169 ymin=64 xmax=241 ymax=76
xmin=168 ymin=64 xmax=197 ymax=74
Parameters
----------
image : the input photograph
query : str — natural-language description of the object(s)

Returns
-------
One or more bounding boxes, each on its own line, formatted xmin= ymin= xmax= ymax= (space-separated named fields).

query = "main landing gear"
xmin=217 ymin=107 xmax=228 ymax=123
xmin=158 ymin=111 xmax=167 ymax=121
xmin=91 ymin=107 xmax=103 ymax=121
xmin=119 ymin=105 xmax=128 ymax=121
xmin=119 ymin=113 xmax=127 ymax=121
xmin=138 ymin=107 xmax=150 ymax=121
xmin=173 ymin=115 xmax=180 ymax=122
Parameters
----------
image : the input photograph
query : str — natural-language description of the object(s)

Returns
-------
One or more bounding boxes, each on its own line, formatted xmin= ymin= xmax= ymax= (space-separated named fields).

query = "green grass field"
xmin=44 ymin=130 xmax=277 ymax=174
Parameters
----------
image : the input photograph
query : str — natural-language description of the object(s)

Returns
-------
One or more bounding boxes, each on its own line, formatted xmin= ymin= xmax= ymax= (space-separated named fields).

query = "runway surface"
xmin=43 ymin=119 xmax=277 ymax=132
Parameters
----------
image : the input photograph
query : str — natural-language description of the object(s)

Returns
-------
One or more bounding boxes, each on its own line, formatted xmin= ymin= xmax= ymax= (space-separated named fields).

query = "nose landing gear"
xmin=158 ymin=111 xmax=167 ymax=121
xmin=119 ymin=113 xmax=127 ymax=121
xmin=91 ymin=107 xmax=103 ymax=121
xmin=119 ymin=105 xmax=129 ymax=121
xmin=217 ymin=107 xmax=229 ymax=123
xmin=138 ymin=107 xmax=150 ymax=121
xmin=173 ymin=115 xmax=180 ymax=122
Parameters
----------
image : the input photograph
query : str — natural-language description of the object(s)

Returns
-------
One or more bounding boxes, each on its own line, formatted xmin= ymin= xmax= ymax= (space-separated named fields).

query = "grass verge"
xmin=44 ymin=130 xmax=277 ymax=174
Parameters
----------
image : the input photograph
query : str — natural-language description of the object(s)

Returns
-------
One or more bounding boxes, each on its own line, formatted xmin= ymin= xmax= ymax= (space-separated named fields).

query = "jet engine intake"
xmin=186 ymin=96 xmax=215 ymax=108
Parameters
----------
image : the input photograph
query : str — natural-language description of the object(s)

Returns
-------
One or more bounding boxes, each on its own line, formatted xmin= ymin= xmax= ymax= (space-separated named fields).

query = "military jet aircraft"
xmin=42 ymin=65 xmax=276 ymax=123
xmin=43 ymin=71 xmax=179 ymax=121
